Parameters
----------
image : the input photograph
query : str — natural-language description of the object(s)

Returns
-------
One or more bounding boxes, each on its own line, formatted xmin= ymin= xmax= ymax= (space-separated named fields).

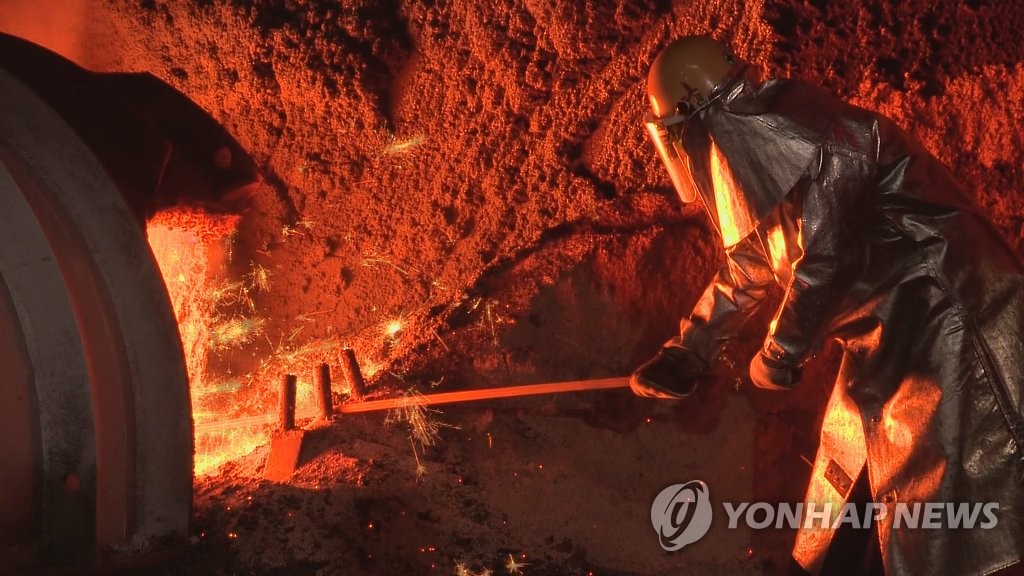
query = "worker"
xmin=631 ymin=35 xmax=1024 ymax=576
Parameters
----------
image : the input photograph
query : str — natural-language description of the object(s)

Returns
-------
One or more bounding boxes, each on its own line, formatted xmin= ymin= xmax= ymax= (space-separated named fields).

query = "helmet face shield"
xmin=646 ymin=111 xmax=763 ymax=248
xmin=645 ymin=113 xmax=699 ymax=203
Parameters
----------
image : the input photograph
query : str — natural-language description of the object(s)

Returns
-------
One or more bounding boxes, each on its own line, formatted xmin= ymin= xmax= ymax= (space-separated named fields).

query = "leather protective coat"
xmin=663 ymin=74 xmax=1024 ymax=575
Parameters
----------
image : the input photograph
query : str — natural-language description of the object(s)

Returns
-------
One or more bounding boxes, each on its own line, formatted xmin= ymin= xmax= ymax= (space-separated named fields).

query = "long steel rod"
xmin=338 ymin=376 xmax=628 ymax=413
xmin=193 ymin=377 xmax=628 ymax=434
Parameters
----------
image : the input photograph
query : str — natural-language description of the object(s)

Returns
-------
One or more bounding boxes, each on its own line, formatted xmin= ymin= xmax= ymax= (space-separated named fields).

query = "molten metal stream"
xmin=193 ymin=377 xmax=629 ymax=434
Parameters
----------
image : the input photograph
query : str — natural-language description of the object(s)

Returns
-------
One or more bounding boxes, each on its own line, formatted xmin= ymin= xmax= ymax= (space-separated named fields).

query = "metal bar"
xmin=339 ymin=348 xmax=366 ymax=401
xmin=194 ymin=377 xmax=629 ymax=434
xmin=338 ymin=377 xmax=629 ymax=414
xmin=315 ymin=363 xmax=333 ymax=420
xmin=278 ymin=374 xmax=297 ymax=431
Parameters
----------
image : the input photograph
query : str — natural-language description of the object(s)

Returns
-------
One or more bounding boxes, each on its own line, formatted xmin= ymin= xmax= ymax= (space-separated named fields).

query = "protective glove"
xmin=629 ymin=346 xmax=709 ymax=399
xmin=748 ymin=352 xmax=801 ymax=390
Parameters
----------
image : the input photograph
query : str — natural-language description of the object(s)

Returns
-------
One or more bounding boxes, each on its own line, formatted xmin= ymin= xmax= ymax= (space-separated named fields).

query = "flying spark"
xmin=385 ymin=319 xmax=403 ymax=336
xmin=504 ymin=554 xmax=529 ymax=574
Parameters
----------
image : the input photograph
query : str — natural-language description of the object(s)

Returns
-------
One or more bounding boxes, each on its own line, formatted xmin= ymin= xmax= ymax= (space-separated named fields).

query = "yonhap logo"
xmin=650 ymin=480 xmax=713 ymax=551
xmin=649 ymin=479 xmax=1001 ymax=551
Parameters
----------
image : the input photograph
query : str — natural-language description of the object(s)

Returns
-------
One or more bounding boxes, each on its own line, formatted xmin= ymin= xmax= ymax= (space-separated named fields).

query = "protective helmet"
xmin=648 ymin=36 xmax=737 ymax=120
xmin=645 ymin=37 xmax=818 ymax=248
xmin=643 ymin=36 xmax=740 ymax=206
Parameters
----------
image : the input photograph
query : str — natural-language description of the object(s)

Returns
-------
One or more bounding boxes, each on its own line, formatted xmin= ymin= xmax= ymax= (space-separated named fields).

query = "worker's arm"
xmin=674 ymin=231 xmax=777 ymax=363
xmin=751 ymin=146 xmax=871 ymax=389
xmin=630 ymin=233 xmax=776 ymax=399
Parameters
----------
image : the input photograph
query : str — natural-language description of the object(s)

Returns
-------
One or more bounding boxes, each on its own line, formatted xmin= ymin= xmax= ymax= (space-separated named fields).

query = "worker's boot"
xmin=629 ymin=345 xmax=708 ymax=399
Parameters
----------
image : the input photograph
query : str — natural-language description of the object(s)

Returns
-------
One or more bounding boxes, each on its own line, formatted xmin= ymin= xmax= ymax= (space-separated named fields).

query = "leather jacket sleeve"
xmin=761 ymin=146 xmax=871 ymax=369
xmin=676 ymin=232 xmax=776 ymax=364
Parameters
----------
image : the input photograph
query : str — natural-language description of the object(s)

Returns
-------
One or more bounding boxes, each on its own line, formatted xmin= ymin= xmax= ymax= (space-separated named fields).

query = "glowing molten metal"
xmin=147 ymin=208 xmax=269 ymax=475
